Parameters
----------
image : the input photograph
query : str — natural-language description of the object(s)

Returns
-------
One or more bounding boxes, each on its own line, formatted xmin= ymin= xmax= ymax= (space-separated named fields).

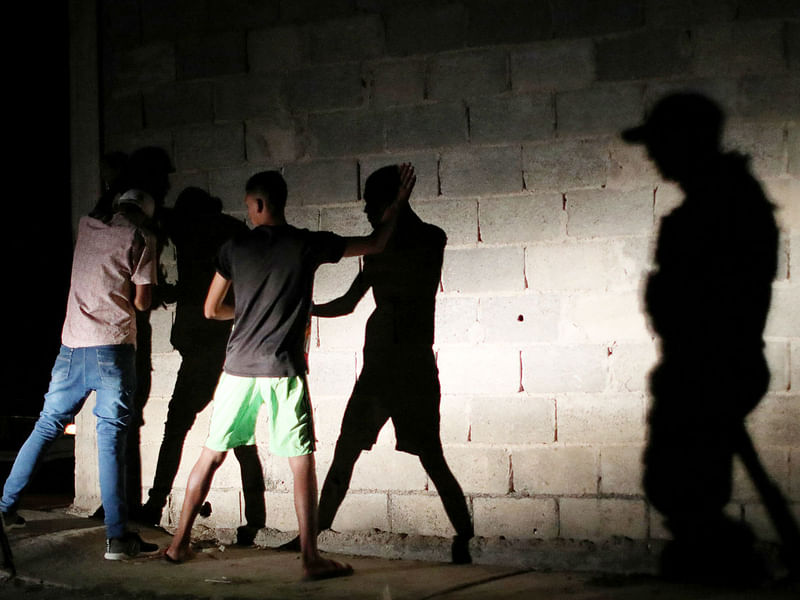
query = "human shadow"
xmin=312 ymin=166 xmax=473 ymax=563
xmin=624 ymin=93 xmax=799 ymax=581
xmin=136 ymin=187 xmax=266 ymax=543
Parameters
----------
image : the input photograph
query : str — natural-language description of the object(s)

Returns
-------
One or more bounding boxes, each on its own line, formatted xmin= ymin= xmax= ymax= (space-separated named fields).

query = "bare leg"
xmin=165 ymin=447 xmax=227 ymax=562
xmin=288 ymin=453 xmax=352 ymax=580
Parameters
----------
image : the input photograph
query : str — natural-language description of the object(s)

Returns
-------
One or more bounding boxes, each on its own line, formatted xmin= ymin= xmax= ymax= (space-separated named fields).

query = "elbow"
xmin=204 ymin=305 xmax=217 ymax=320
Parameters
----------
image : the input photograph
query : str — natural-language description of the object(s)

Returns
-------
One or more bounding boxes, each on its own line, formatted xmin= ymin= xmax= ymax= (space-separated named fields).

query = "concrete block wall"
xmin=73 ymin=0 xmax=799 ymax=556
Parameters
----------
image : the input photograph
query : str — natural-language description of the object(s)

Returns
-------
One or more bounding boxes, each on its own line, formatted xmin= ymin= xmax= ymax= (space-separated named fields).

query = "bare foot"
xmin=302 ymin=557 xmax=354 ymax=581
xmin=163 ymin=545 xmax=195 ymax=564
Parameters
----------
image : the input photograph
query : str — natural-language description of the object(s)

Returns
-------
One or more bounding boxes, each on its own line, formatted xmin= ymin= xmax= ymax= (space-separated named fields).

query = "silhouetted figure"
xmin=623 ymin=94 xmax=788 ymax=582
xmin=137 ymin=187 xmax=266 ymax=544
xmin=314 ymin=166 xmax=474 ymax=563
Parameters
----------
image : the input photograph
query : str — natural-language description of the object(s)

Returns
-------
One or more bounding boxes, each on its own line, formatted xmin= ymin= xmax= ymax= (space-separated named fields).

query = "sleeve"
xmin=215 ymin=238 xmax=234 ymax=280
xmin=308 ymin=230 xmax=347 ymax=267
xmin=131 ymin=229 xmax=158 ymax=285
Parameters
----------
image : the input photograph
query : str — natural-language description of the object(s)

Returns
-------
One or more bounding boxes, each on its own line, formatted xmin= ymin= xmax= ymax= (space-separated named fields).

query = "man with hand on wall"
xmin=164 ymin=165 xmax=415 ymax=581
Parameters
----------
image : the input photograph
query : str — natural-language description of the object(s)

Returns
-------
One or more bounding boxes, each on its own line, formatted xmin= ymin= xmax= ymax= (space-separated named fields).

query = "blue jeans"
xmin=1 ymin=344 xmax=136 ymax=538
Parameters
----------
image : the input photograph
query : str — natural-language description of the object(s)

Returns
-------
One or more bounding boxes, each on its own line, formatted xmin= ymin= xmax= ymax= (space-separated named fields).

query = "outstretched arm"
xmin=342 ymin=163 xmax=415 ymax=258
xmin=204 ymin=272 xmax=234 ymax=320
xmin=312 ymin=271 xmax=370 ymax=318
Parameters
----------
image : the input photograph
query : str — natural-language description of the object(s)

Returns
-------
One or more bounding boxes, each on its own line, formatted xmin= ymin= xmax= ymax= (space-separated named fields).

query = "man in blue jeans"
xmin=0 ymin=152 xmax=165 ymax=560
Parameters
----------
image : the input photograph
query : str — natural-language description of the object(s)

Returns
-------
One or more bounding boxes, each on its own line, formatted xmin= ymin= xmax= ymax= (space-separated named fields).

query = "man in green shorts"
xmin=164 ymin=165 xmax=415 ymax=581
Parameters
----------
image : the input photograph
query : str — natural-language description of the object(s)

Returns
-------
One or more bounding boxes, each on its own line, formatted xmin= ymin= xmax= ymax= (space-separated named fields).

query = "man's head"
xmin=245 ymin=171 xmax=288 ymax=226
xmin=622 ymin=93 xmax=724 ymax=182
xmin=125 ymin=146 xmax=174 ymax=204
xmin=363 ymin=165 xmax=401 ymax=228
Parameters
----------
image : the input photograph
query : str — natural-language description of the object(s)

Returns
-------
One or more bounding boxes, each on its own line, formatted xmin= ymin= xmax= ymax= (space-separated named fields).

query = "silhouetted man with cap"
xmin=623 ymin=93 xmax=779 ymax=582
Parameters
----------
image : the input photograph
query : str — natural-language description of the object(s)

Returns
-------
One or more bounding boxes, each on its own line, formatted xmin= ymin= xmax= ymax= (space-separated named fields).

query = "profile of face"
xmin=364 ymin=197 xmax=391 ymax=229
xmin=363 ymin=165 xmax=401 ymax=229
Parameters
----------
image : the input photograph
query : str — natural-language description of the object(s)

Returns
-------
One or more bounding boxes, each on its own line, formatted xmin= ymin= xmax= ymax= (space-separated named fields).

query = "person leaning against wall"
xmin=164 ymin=165 xmax=415 ymax=581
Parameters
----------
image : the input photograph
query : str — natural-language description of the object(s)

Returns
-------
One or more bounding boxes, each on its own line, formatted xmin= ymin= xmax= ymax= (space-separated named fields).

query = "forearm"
xmin=206 ymin=302 xmax=235 ymax=320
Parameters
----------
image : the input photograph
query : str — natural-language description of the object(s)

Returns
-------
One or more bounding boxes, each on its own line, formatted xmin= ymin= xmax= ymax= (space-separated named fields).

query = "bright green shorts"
xmin=205 ymin=372 xmax=315 ymax=457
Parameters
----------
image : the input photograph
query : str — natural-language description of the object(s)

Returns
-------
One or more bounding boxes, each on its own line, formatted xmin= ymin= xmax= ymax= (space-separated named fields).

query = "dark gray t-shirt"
xmin=216 ymin=224 xmax=346 ymax=377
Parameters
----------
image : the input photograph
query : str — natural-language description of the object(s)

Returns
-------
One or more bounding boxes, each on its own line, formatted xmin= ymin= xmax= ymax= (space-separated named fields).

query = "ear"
xmin=256 ymin=197 xmax=264 ymax=212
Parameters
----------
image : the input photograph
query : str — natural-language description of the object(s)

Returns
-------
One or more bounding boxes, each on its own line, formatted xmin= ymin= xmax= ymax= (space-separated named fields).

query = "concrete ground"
xmin=1 ymin=509 xmax=798 ymax=600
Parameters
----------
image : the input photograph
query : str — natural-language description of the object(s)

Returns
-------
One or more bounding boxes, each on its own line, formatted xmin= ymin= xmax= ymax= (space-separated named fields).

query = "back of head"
xmin=246 ymin=171 xmax=288 ymax=214
xmin=363 ymin=165 xmax=400 ymax=206
xmin=125 ymin=146 xmax=174 ymax=203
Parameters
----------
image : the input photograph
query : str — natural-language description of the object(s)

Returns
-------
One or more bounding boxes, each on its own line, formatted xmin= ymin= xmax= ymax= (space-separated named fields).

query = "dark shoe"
xmin=1 ymin=510 xmax=25 ymax=529
xmin=105 ymin=532 xmax=159 ymax=560
xmin=451 ymin=535 xmax=472 ymax=564
xmin=276 ymin=535 xmax=301 ymax=552
xmin=236 ymin=525 xmax=259 ymax=546
xmin=132 ymin=502 xmax=163 ymax=526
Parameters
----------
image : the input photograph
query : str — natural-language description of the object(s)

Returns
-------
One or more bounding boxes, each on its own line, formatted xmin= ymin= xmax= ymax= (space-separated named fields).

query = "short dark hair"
xmin=363 ymin=165 xmax=400 ymax=205
xmin=246 ymin=170 xmax=288 ymax=213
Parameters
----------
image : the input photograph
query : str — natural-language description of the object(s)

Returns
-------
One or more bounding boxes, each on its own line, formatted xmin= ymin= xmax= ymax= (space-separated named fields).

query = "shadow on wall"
xmin=136 ymin=186 xmax=266 ymax=543
xmin=624 ymin=93 xmax=800 ymax=582
xmin=313 ymin=166 xmax=474 ymax=564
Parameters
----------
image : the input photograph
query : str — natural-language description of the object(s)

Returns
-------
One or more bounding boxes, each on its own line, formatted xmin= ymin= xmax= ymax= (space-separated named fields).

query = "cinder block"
xmin=644 ymin=0 xmax=737 ymax=28
xmin=437 ymin=347 xmax=521 ymax=395
xmin=307 ymin=15 xmax=384 ymax=63
xmin=428 ymin=49 xmax=509 ymax=101
xmin=279 ymin=0 xmax=353 ymax=24
xmin=359 ymin=152 xmax=439 ymax=200
xmin=599 ymin=445 xmax=644 ymax=496
xmin=792 ymin=342 xmax=800 ymax=403
xmin=743 ymin=503 xmax=783 ymax=543
xmin=556 ymin=83 xmax=644 ymax=137
xmin=285 ymin=64 xmax=366 ymax=112
xmin=644 ymin=78 xmax=739 ymax=120
xmin=441 ymin=246 xmax=526 ymax=293
xmin=693 ymin=21 xmax=787 ymax=78
xmin=608 ymin=342 xmax=658 ymax=393
xmin=479 ymin=194 xmax=563 ymax=244
xmin=558 ymin=393 xmax=646 ymax=444
xmin=310 ymin=393 xmax=348 ymax=446
xmin=596 ymin=29 xmax=691 ymax=81
xmin=331 ymin=493 xmax=390 ymax=532
xmin=106 ymin=130 xmax=174 ymax=164
xmin=407 ymin=198 xmax=477 ymax=245
xmin=177 ymin=31 xmax=246 ymax=80
xmin=789 ymin=21 xmax=800 ymax=71
xmin=149 ymin=309 xmax=174 ymax=354
xmin=316 ymin=296 xmax=374 ymax=351
xmin=559 ymin=498 xmax=648 ymax=541
xmin=763 ymin=178 xmax=800 ymax=230
xmin=478 ymin=294 xmax=560 ymax=344
xmin=385 ymin=103 xmax=467 ymax=150
xmin=205 ymin=0 xmax=279 ymax=32
xmin=141 ymin=0 xmax=207 ymax=41
xmin=214 ymin=74 xmax=283 ymax=122
xmin=790 ymin=126 xmax=800 ymax=176
xmin=248 ymin=25 xmax=304 ymax=72
xmin=649 ymin=506 xmax=672 ymax=540
xmin=791 ymin=447 xmax=800 ymax=501
xmin=747 ymin=393 xmax=800 ymax=446
xmin=521 ymin=345 xmax=607 ymax=393
xmin=100 ymin=0 xmax=142 ymax=51
xmin=368 ymin=59 xmax=426 ymax=108
xmin=175 ymin=123 xmax=245 ymax=171
xmin=209 ymin=165 xmax=263 ymax=213
xmin=560 ymin=291 xmax=650 ymax=343
xmin=511 ymin=39 xmax=594 ymax=93
xmin=179 ymin=487 xmax=241 ymax=529
xmin=732 ymin=448 xmax=790 ymax=502
xmin=551 ymin=0 xmax=644 ymax=39
xmin=765 ymin=341 xmax=790 ymax=391
xmin=440 ymin=146 xmax=523 ymax=197
xmin=140 ymin=397 xmax=169 ymax=434
xmin=466 ymin=0 xmax=552 ymax=46
xmin=110 ymin=42 xmax=175 ymax=92
xmin=385 ymin=3 xmax=467 ymax=56
xmin=246 ymin=113 xmax=306 ymax=164
xmin=143 ymin=82 xmax=213 ymax=129
xmin=723 ymin=121 xmax=787 ymax=179
xmin=764 ymin=284 xmax=800 ymax=338
xmin=308 ymin=110 xmax=384 ymax=157
xmin=526 ymin=238 xmax=650 ymax=292
xmin=469 ymin=93 xmax=554 ymax=144
xmin=264 ymin=491 xmax=297 ymax=531
xmin=313 ymin=258 xmax=361 ymax=303
xmin=567 ymin=188 xmax=654 ymax=238
xmin=474 ymin=497 xmax=558 ymax=539
xmin=434 ymin=296 xmax=478 ymax=346
xmin=285 ymin=206 xmax=320 ymax=231
xmin=523 ymin=138 xmax=610 ymax=192
xmin=737 ymin=0 xmax=800 ymax=19
xmin=653 ymin=182 xmax=683 ymax=220
xmin=149 ymin=352 xmax=182 ymax=398
xmin=283 ymin=159 xmax=358 ymax=205
xmin=104 ymin=92 xmax=143 ymax=136
xmin=440 ymin=395 xmax=470 ymax=444
xmin=441 ymin=446 xmax=511 ymax=495
xmin=738 ymin=75 xmax=800 ymax=121
xmin=513 ymin=446 xmax=598 ymax=495
xmin=307 ymin=350 xmax=358 ymax=397
xmin=320 ymin=205 xmax=372 ymax=237
xmin=469 ymin=395 xmax=556 ymax=445
xmin=607 ymin=139 xmax=662 ymax=191
xmin=261 ymin=451 xmax=294 ymax=493
xmin=350 ymin=447 xmax=427 ymax=491
xmin=390 ymin=493 xmax=458 ymax=537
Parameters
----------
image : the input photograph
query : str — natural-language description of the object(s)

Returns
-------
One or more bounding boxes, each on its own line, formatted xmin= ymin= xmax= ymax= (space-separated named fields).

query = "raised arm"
xmin=312 ymin=271 xmax=371 ymax=318
xmin=204 ymin=272 xmax=234 ymax=320
xmin=342 ymin=163 xmax=415 ymax=258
